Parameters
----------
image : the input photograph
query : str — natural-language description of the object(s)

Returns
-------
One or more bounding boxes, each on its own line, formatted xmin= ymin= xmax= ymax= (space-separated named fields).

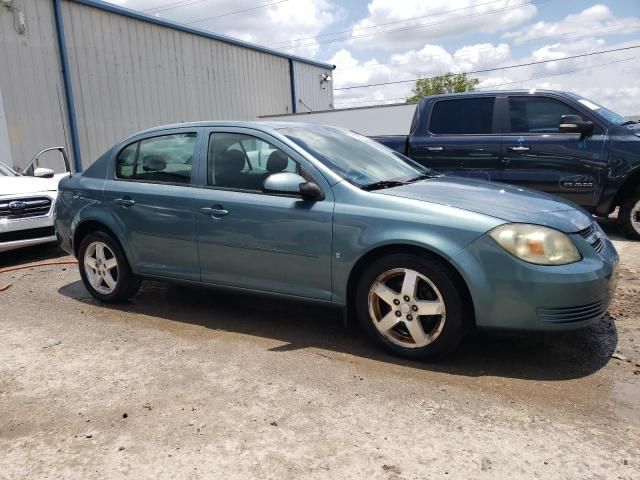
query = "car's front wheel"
xmin=617 ymin=190 xmax=640 ymax=240
xmin=355 ymin=253 xmax=468 ymax=360
xmin=78 ymin=231 xmax=141 ymax=303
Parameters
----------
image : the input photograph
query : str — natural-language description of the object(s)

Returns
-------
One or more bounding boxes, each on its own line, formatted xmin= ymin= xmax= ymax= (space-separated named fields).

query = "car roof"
xmin=421 ymin=89 xmax=578 ymax=100
xmin=125 ymin=121 xmax=339 ymax=141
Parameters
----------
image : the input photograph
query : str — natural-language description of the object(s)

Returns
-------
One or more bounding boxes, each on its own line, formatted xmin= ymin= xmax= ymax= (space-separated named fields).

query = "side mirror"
xmin=263 ymin=172 xmax=325 ymax=201
xmin=559 ymin=115 xmax=594 ymax=135
xmin=33 ymin=167 xmax=55 ymax=178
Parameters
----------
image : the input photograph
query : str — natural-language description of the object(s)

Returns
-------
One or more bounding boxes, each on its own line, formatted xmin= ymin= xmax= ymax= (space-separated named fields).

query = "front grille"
xmin=537 ymin=299 xmax=608 ymax=324
xmin=577 ymin=223 xmax=606 ymax=253
xmin=0 ymin=226 xmax=55 ymax=243
xmin=0 ymin=197 xmax=52 ymax=219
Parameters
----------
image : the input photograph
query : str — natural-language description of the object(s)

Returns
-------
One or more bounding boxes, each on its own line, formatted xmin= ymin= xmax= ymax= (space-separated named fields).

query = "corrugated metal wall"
xmin=0 ymin=0 xmax=71 ymax=170
xmin=294 ymin=61 xmax=334 ymax=112
xmin=61 ymin=0 xmax=296 ymax=166
xmin=0 ymin=0 xmax=334 ymax=171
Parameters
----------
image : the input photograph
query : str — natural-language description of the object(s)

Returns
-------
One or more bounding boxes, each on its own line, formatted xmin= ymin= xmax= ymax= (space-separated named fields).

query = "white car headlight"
xmin=489 ymin=224 xmax=582 ymax=265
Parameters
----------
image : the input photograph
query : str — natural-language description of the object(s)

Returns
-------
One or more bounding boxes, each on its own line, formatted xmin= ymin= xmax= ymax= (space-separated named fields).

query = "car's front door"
xmin=409 ymin=96 xmax=502 ymax=181
xmin=499 ymin=95 xmax=608 ymax=208
xmin=104 ymin=130 xmax=201 ymax=281
xmin=192 ymin=128 xmax=334 ymax=300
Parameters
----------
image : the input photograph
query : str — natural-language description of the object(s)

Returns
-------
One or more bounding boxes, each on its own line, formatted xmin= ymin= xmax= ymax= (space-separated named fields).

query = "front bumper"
xmin=0 ymin=193 xmax=57 ymax=253
xmin=458 ymin=227 xmax=619 ymax=332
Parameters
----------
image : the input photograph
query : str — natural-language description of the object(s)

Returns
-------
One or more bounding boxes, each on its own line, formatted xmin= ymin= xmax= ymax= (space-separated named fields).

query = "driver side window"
xmin=207 ymin=132 xmax=303 ymax=191
xmin=508 ymin=97 xmax=599 ymax=134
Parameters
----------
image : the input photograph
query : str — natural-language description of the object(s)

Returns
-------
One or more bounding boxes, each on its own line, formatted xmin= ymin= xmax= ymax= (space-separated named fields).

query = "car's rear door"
xmin=408 ymin=96 xmax=502 ymax=181
xmin=191 ymin=127 xmax=334 ymax=300
xmin=499 ymin=94 xmax=608 ymax=208
xmin=103 ymin=128 xmax=202 ymax=281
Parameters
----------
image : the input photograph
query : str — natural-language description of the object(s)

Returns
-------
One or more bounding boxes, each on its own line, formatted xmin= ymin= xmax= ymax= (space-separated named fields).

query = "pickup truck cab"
xmin=374 ymin=90 xmax=640 ymax=239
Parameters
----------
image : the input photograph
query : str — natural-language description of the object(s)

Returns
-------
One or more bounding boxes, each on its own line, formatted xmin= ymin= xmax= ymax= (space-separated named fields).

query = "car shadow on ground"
xmin=0 ymin=243 xmax=69 ymax=269
xmin=58 ymin=275 xmax=618 ymax=382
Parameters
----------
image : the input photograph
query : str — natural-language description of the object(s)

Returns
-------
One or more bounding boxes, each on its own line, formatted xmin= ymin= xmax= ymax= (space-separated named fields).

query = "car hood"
xmin=378 ymin=176 xmax=593 ymax=233
xmin=0 ymin=175 xmax=61 ymax=196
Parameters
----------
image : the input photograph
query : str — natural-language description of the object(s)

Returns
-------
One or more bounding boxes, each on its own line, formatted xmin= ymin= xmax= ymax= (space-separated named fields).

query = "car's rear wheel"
xmin=355 ymin=253 xmax=467 ymax=360
xmin=78 ymin=231 xmax=141 ymax=303
xmin=617 ymin=191 xmax=640 ymax=240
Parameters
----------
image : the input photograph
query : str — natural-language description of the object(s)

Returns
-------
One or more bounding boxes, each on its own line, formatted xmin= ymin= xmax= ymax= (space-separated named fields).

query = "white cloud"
xmin=106 ymin=0 xmax=342 ymax=58
xmin=331 ymin=37 xmax=640 ymax=115
xmin=331 ymin=42 xmax=512 ymax=106
xmin=503 ymin=4 xmax=639 ymax=45
xmin=347 ymin=0 xmax=537 ymax=50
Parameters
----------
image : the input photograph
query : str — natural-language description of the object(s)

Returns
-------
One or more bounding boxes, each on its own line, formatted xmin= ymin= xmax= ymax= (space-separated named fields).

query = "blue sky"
xmin=109 ymin=0 xmax=640 ymax=113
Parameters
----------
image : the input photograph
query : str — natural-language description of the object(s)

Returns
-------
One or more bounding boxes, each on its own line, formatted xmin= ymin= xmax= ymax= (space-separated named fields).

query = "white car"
xmin=0 ymin=148 xmax=71 ymax=253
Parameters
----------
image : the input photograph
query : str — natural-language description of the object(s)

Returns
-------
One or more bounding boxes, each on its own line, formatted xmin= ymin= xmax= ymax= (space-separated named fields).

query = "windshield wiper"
xmin=406 ymin=172 xmax=439 ymax=183
xmin=621 ymin=120 xmax=639 ymax=126
xmin=361 ymin=180 xmax=406 ymax=191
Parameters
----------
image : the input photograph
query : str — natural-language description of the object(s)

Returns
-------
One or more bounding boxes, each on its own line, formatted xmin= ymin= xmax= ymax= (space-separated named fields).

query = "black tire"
xmin=78 ymin=231 xmax=141 ymax=303
xmin=355 ymin=253 xmax=468 ymax=360
xmin=617 ymin=190 xmax=640 ymax=240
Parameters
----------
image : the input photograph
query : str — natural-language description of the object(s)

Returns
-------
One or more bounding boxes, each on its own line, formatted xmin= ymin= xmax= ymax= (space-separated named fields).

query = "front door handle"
xmin=418 ymin=146 xmax=444 ymax=152
xmin=114 ymin=198 xmax=135 ymax=207
xmin=506 ymin=146 xmax=531 ymax=152
xmin=200 ymin=206 xmax=229 ymax=218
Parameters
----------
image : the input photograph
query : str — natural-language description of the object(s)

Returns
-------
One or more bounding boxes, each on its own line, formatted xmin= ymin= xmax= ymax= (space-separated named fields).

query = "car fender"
xmin=330 ymin=197 xmax=502 ymax=306
xmin=70 ymin=207 xmax=136 ymax=271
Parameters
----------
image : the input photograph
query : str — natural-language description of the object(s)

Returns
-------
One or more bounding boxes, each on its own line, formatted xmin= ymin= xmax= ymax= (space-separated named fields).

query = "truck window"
xmin=508 ymin=97 xmax=583 ymax=134
xmin=429 ymin=97 xmax=495 ymax=135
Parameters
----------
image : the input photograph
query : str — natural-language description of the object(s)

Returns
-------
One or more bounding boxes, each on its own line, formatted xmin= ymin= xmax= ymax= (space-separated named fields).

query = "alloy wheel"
xmin=368 ymin=268 xmax=446 ymax=349
xmin=84 ymin=241 xmax=119 ymax=295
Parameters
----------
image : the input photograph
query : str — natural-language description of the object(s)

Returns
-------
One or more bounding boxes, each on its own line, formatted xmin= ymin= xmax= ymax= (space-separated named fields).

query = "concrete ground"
xmin=0 ymin=219 xmax=638 ymax=479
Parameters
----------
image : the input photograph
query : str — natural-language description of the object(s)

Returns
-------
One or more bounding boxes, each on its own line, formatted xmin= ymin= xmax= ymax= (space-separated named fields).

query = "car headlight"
xmin=489 ymin=224 xmax=582 ymax=265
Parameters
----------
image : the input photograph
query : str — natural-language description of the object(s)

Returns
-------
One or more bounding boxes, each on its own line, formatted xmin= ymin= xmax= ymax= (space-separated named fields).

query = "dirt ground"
xmin=1 ymin=218 xmax=638 ymax=479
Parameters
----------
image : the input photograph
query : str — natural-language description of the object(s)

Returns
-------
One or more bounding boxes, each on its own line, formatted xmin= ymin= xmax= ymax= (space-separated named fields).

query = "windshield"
xmin=0 ymin=162 xmax=18 ymax=177
xmin=567 ymin=93 xmax=627 ymax=125
xmin=279 ymin=125 xmax=431 ymax=187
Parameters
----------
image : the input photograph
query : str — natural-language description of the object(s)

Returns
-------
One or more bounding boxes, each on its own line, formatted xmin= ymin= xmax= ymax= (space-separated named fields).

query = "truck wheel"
xmin=617 ymin=191 xmax=640 ymax=240
xmin=355 ymin=253 xmax=467 ymax=360
xmin=78 ymin=231 xmax=141 ymax=303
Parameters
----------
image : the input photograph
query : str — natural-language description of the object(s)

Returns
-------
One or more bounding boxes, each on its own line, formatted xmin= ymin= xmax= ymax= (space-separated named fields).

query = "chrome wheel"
xmin=84 ymin=241 xmax=119 ymax=295
xmin=631 ymin=200 xmax=640 ymax=234
xmin=368 ymin=268 xmax=446 ymax=349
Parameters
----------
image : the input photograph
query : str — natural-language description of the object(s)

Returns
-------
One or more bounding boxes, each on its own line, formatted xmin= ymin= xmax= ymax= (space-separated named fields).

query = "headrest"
xmin=266 ymin=150 xmax=289 ymax=173
xmin=220 ymin=149 xmax=247 ymax=172
xmin=142 ymin=155 xmax=166 ymax=172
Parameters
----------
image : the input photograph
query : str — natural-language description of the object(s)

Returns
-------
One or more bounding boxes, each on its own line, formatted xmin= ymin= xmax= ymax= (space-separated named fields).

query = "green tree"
xmin=406 ymin=73 xmax=480 ymax=103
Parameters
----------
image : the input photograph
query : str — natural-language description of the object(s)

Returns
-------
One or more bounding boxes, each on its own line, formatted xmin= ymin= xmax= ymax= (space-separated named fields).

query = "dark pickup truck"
xmin=374 ymin=90 xmax=640 ymax=239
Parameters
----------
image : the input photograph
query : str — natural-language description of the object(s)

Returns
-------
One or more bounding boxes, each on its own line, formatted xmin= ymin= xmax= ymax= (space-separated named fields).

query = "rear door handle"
xmin=200 ymin=206 xmax=229 ymax=218
xmin=506 ymin=146 xmax=531 ymax=152
xmin=114 ymin=198 xmax=135 ymax=207
xmin=419 ymin=146 xmax=444 ymax=152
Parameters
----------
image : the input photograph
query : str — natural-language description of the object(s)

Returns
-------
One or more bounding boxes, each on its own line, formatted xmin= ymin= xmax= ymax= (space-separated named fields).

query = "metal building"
xmin=0 ymin=0 xmax=334 ymax=172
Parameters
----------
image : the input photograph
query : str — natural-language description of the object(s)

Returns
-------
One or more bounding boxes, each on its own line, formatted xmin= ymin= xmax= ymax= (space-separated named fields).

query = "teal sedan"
xmin=54 ymin=122 xmax=619 ymax=359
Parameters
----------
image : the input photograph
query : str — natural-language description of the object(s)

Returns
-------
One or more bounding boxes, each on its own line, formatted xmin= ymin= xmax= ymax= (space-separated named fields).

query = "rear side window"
xmin=508 ymin=97 xmax=582 ymax=133
xmin=429 ymin=97 xmax=495 ymax=134
xmin=115 ymin=133 xmax=197 ymax=184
